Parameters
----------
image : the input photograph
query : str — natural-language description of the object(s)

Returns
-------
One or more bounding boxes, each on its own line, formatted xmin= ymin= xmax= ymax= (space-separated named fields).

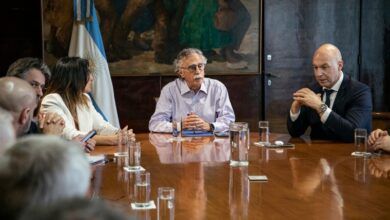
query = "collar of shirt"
xmin=322 ymin=71 xmax=344 ymax=92
xmin=179 ymin=78 xmax=208 ymax=95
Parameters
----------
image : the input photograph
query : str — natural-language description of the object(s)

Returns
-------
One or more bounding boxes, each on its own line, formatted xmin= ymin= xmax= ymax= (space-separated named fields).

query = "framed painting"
xmin=43 ymin=0 xmax=259 ymax=76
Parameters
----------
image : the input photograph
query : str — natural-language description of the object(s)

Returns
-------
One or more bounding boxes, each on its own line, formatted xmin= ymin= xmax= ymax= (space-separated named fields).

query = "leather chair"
xmin=372 ymin=112 xmax=390 ymax=131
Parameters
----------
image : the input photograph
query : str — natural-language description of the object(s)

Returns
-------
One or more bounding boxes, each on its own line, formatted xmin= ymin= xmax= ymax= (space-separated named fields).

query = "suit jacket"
xmin=287 ymin=75 xmax=372 ymax=142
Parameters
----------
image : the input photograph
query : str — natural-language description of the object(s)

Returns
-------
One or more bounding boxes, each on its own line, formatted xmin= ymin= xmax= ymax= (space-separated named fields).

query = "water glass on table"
xmin=126 ymin=141 xmax=141 ymax=171
xmin=352 ymin=128 xmax=371 ymax=157
xmin=115 ymin=127 xmax=129 ymax=157
xmin=134 ymin=171 xmax=151 ymax=208
xmin=172 ymin=119 xmax=182 ymax=141
xmin=255 ymin=121 xmax=269 ymax=146
xmin=157 ymin=187 xmax=175 ymax=220
xmin=229 ymin=122 xmax=250 ymax=166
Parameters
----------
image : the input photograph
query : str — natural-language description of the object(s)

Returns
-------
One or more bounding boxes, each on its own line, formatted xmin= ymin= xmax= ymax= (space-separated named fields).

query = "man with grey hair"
xmin=0 ymin=107 xmax=15 ymax=153
xmin=0 ymin=135 xmax=91 ymax=220
xmin=149 ymin=48 xmax=235 ymax=133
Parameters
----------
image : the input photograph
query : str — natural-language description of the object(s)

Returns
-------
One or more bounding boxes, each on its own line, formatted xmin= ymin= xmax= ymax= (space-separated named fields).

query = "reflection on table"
xmin=368 ymin=156 xmax=390 ymax=179
xmin=92 ymin=133 xmax=390 ymax=219
xmin=149 ymin=133 xmax=230 ymax=163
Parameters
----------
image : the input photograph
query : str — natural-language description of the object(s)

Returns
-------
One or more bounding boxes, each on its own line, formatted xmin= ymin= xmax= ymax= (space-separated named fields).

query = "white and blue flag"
xmin=69 ymin=0 xmax=120 ymax=127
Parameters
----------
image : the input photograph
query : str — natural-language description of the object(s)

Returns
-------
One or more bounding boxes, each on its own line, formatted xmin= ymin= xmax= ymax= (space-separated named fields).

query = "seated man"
xmin=0 ymin=107 xmax=15 ymax=153
xmin=0 ymin=135 xmax=91 ymax=220
xmin=7 ymin=57 xmax=51 ymax=100
xmin=149 ymin=48 xmax=235 ymax=133
xmin=368 ymin=129 xmax=390 ymax=152
xmin=287 ymin=43 xmax=372 ymax=142
xmin=6 ymin=57 xmax=64 ymax=134
xmin=0 ymin=77 xmax=38 ymax=137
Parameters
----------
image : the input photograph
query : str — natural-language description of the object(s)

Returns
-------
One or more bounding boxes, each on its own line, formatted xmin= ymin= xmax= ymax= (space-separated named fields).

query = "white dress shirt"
xmin=290 ymin=72 xmax=344 ymax=123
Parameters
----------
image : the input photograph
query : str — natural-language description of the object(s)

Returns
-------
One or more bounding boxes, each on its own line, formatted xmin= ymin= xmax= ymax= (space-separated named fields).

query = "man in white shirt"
xmin=149 ymin=48 xmax=235 ymax=133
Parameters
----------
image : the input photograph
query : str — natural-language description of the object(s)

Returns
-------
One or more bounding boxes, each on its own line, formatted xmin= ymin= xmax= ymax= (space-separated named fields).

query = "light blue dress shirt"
xmin=149 ymin=78 xmax=235 ymax=133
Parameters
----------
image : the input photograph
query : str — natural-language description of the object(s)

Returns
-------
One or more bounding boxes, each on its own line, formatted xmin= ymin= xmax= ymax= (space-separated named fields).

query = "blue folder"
xmin=181 ymin=130 xmax=214 ymax=137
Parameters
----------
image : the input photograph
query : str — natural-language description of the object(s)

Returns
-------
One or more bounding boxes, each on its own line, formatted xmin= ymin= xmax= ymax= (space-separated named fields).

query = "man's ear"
xmin=178 ymin=70 xmax=184 ymax=79
xmin=18 ymin=107 xmax=31 ymax=125
xmin=337 ymin=60 xmax=344 ymax=71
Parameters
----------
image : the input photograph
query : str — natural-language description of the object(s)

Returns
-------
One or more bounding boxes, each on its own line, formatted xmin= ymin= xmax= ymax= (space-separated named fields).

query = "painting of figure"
xmin=43 ymin=0 xmax=259 ymax=75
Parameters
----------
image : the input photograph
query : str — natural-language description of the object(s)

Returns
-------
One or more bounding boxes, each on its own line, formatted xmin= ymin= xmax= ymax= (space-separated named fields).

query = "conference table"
xmin=91 ymin=133 xmax=390 ymax=219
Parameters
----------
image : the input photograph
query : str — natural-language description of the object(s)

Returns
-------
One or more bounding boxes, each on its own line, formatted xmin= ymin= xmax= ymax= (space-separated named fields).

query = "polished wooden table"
xmin=91 ymin=133 xmax=390 ymax=219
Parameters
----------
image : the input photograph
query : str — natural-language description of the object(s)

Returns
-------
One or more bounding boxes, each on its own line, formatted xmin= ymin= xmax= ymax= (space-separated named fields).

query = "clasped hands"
xmin=181 ymin=113 xmax=211 ymax=131
xmin=38 ymin=112 xmax=98 ymax=153
xmin=291 ymin=88 xmax=323 ymax=114
xmin=368 ymin=129 xmax=390 ymax=152
xmin=118 ymin=125 xmax=136 ymax=142
xmin=38 ymin=112 xmax=65 ymax=135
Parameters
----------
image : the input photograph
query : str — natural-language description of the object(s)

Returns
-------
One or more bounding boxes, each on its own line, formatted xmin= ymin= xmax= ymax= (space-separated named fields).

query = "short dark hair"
xmin=6 ymin=57 xmax=51 ymax=80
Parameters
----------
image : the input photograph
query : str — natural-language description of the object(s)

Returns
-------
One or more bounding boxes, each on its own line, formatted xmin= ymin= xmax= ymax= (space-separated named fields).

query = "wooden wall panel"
xmin=112 ymin=76 xmax=161 ymax=132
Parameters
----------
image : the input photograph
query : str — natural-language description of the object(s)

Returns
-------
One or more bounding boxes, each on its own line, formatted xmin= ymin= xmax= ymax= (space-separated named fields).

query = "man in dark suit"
xmin=287 ymin=43 xmax=372 ymax=142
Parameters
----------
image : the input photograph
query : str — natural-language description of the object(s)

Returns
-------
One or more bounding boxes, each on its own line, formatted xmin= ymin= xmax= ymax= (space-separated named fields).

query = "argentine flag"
xmin=69 ymin=0 xmax=120 ymax=127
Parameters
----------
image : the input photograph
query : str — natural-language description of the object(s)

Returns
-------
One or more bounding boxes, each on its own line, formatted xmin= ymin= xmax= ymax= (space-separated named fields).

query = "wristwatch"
xmin=209 ymin=123 xmax=215 ymax=132
xmin=318 ymin=103 xmax=328 ymax=114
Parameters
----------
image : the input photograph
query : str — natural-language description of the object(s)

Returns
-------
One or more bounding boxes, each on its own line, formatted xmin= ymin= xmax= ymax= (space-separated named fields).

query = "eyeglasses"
xmin=181 ymin=63 xmax=206 ymax=73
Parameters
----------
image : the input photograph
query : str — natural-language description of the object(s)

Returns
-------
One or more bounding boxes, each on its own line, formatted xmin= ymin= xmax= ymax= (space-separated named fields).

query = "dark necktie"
xmin=324 ymin=89 xmax=334 ymax=107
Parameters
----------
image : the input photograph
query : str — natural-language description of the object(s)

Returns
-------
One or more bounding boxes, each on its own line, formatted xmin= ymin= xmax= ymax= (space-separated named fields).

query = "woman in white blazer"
xmin=40 ymin=57 xmax=134 ymax=145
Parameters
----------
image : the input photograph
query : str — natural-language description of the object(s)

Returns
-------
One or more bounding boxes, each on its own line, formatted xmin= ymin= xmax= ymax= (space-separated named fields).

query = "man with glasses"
xmin=149 ymin=48 xmax=235 ymax=133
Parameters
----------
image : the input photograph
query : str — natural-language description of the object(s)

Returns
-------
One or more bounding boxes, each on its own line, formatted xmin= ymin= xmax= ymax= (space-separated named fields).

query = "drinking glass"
xmin=157 ymin=187 xmax=175 ymax=220
xmin=115 ymin=127 xmax=128 ymax=157
xmin=352 ymin=128 xmax=370 ymax=157
xmin=134 ymin=171 xmax=151 ymax=207
xmin=256 ymin=121 xmax=269 ymax=146
xmin=172 ymin=119 xmax=182 ymax=142
xmin=229 ymin=122 xmax=250 ymax=166
xmin=126 ymin=142 xmax=141 ymax=171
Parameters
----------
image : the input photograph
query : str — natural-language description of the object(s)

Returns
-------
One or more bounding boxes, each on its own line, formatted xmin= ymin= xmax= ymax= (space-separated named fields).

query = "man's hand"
xmin=182 ymin=113 xmax=211 ymax=131
xmin=368 ymin=131 xmax=390 ymax=152
xmin=290 ymin=100 xmax=302 ymax=114
xmin=127 ymin=128 xmax=136 ymax=142
xmin=292 ymin=88 xmax=322 ymax=112
xmin=368 ymin=129 xmax=388 ymax=147
xmin=38 ymin=112 xmax=65 ymax=135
